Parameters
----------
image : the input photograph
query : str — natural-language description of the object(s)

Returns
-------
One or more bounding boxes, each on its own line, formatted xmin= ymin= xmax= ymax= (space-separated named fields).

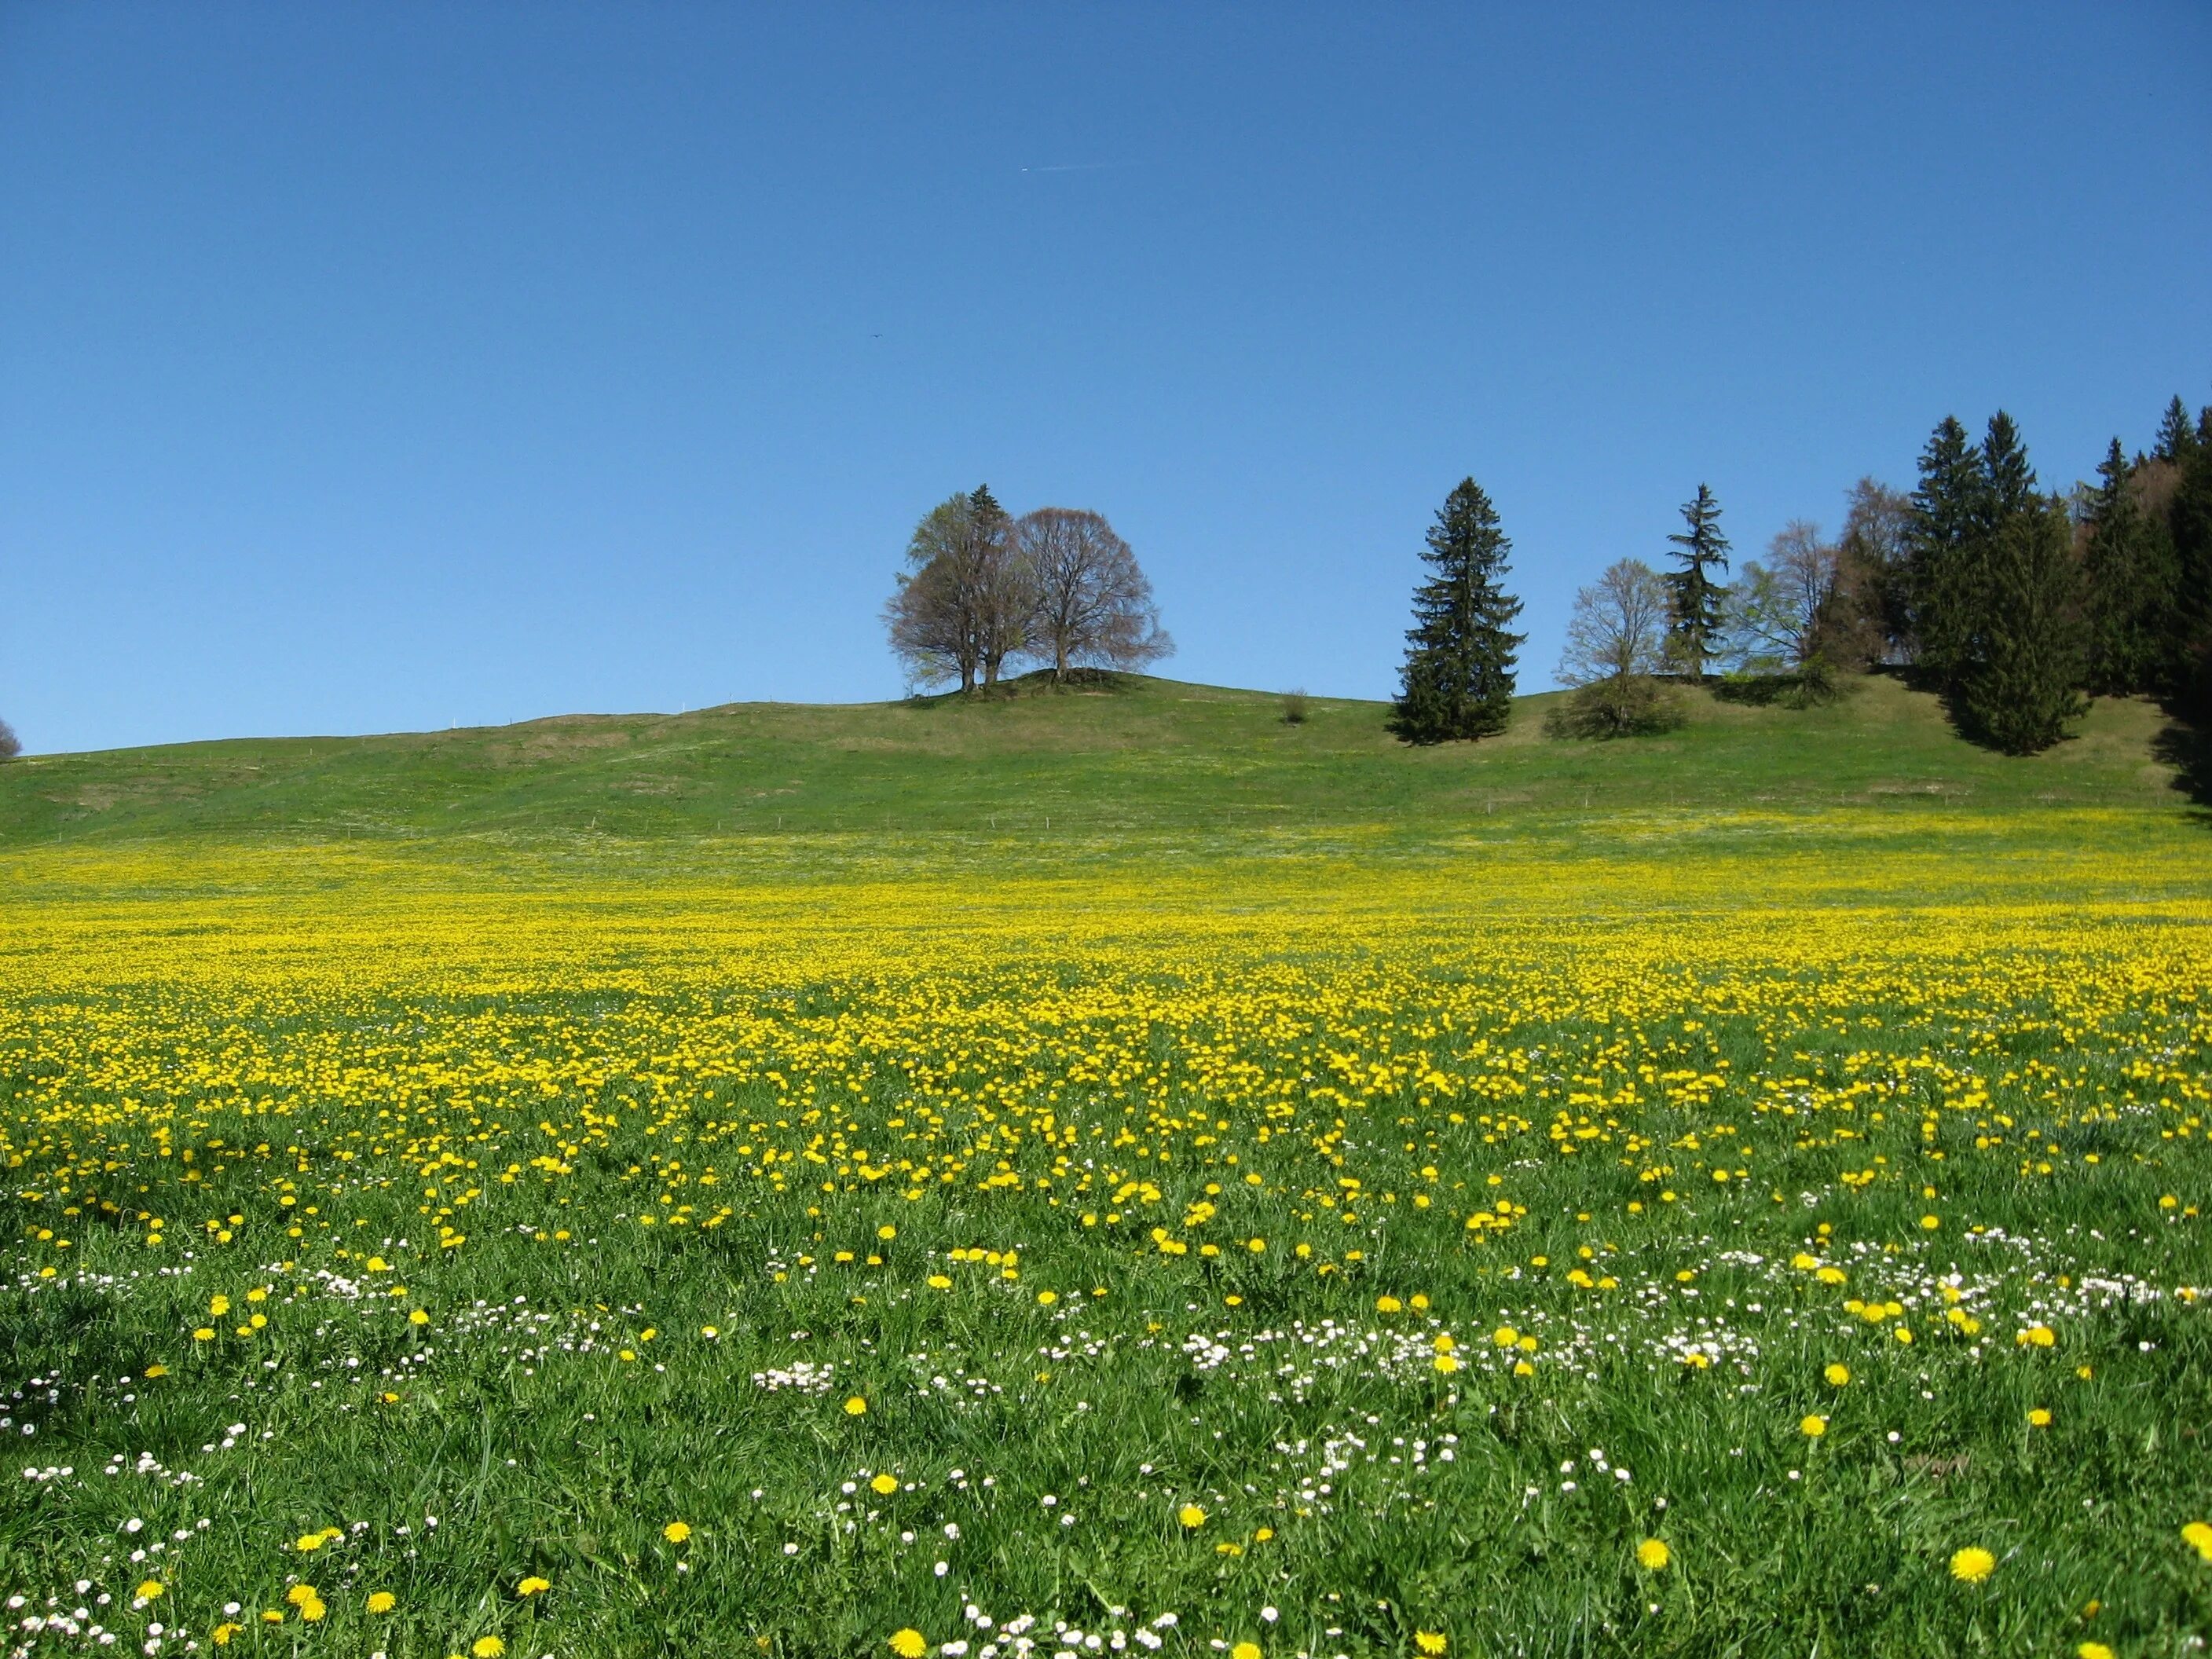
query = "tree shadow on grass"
xmin=2152 ymin=716 xmax=2212 ymax=819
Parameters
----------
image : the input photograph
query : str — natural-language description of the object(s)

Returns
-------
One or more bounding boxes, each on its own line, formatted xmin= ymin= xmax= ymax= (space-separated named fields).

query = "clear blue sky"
xmin=4 ymin=3 xmax=2208 ymax=754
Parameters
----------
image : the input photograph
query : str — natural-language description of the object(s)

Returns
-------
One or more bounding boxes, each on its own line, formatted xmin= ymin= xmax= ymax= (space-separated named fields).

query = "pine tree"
xmin=1906 ymin=416 xmax=1990 ymax=681
xmin=1392 ymin=478 xmax=1525 ymax=744
xmin=1965 ymin=493 xmax=2086 ymax=753
xmin=1662 ymin=484 xmax=1730 ymax=680
xmin=2082 ymin=438 xmax=2179 ymax=696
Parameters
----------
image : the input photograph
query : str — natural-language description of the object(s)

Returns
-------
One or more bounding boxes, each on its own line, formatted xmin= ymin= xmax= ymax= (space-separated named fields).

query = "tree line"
xmin=1393 ymin=391 xmax=2212 ymax=753
xmin=884 ymin=486 xmax=1171 ymax=692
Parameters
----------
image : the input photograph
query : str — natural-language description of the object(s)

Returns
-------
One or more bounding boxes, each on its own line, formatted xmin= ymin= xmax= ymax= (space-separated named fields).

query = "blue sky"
xmin=3 ymin=3 xmax=2208 ymax=754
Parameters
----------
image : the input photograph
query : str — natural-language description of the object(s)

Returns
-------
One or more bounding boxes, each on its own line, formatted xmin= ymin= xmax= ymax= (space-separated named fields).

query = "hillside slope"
xmin=0 ymin=672 xmax=2194 ymax=847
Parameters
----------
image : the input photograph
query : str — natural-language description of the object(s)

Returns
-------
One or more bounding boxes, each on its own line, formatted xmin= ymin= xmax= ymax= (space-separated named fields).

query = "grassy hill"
xmin=0 ymin=671 xmax=2197 ymax=848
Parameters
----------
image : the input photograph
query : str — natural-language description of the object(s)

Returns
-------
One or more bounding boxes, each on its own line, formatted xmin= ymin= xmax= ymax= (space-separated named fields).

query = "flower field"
xmin=2 ymin=822 xmax=2209 ymax=1657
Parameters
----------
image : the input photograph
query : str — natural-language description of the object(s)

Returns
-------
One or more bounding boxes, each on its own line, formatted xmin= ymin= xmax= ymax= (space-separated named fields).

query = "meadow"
xmin=1 ymin=679 xmax=2208 ymax=1658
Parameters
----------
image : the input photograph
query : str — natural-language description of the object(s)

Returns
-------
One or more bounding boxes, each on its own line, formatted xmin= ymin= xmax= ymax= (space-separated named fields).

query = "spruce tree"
xmin=1662 ymin=484 xmax=1730 ymax=680
xmin=1965 ymin=493 xmax=2086 ymax=753
xmin=2082 ymin=438 xmax=2178 ymax=696
xmin=1906 ymin=416 xmax=1989 ymax=680
xmin=2154 ymin=395 xmax=2198 ymax=465
xmin=2167 ymin=407 xmax=2212 ymax=718
xmin=1392 ymin=478 xmax=1525 ymax=744
xmin=1980 ymin=412 xmax=2037 ymax=522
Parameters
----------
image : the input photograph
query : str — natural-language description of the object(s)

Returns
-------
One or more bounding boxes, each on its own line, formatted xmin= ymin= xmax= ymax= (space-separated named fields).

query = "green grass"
xmin=0 ymin=671 xmax=2197 ymax=847
xmin=0 ymin=676 xmax=2207 ymax=1658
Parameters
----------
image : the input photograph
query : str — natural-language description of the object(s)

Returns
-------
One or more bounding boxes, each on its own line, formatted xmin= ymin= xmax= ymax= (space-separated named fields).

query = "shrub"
xmin=1546 ymin=675 xmax=1686 ymax=739
xmin=1282 ymin=690 xmax=1310 ymax=726
xmin=0 ymin=720 xmax=18 ymax=760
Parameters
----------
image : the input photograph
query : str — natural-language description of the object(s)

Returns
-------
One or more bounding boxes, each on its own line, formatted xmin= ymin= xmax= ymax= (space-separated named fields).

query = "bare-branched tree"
xmin=884 ymin=485 xmax=1034 ymax=692
xmin=1014 ymin=507 xmax=1171 ymax=681
xmin=1551 ymin=558 xmax=1682 ymax=737
xmin=0 ymin=720 xmax=18 ymax=761
xmin=1727 ymin=520 xmax=1838 ymax=672
xmin=1837 ymin=478 xmax=1915 ymax=665
xmin=1558 ymin=559 xmax=1672 ymax=685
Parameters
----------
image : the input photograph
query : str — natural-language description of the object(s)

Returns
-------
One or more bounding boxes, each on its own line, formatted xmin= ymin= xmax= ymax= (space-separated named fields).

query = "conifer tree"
xmin=1662 ymin=484 xmax=1730 ymax=680
xmin=1906 ymin=416 xmax=1990 ymax=681
xmin=1392 ymin=478 xmax=1525 ymax=744
xmin=1965 ymin=492 xmax=2086 ymax=753
xmin=1980 ymin=412 xmax=2037 ymax=522
xmin=2168 ymin=406 xmax=2212 ymax=718
xmin=2153 ymin=395 xmax=2198 ymax=465
xmin=2082 ymin=438 xmax=2178 ymax=697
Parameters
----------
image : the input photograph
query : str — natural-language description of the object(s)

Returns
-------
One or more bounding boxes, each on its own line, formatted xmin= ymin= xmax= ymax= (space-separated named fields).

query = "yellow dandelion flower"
xmin=209 ymin=1295 xmax=230 ymax=1316
xmin=888 ymin=1630 xmax=928 ymax=1658
xmin=1492 ymin=1325 xmax=1519 ymax=1348
xmin=928 ymin=1274 xmax=952 ymax=1289
xmin=135 ymin=1580 xmax=163 ymax=1601
xmin=298 ymin=1597 xmax=327 ymax=1623
xmin=2182 ymin=1520 xmax=2212 ymax=1561
xmin=1824 ymin=1363 xmax=1849 ymax=1386
xmin=844 ymin=1395 xmax=868 ymax=1415
xmin=473 ymin=1639 xmax=506 ymax=1658
xmin=516 ymin=1576 xmax=550 ymax=1596
xmin=211 ymin=1622 xmax=243 ymax=1645
xmin=1434 ymin=1353 xmax=1460 ymax=1374
xmin=1800 ymin=1415 xmax=1827 ymax=1437
xmin=1415 ymin=1633 xmax=1449 ymax=1655
xmin=1178 ymin=1503 xmax=1207 ymax=1529
xmin=285 ymin=1586 xmax=317 ymax=1607
xmin=1949 ymin=1546 xmax=1996 ymax=1583
xmin=366 ymin=1591 xmax=397 ymax=1613
xmin=871 ymin=1474 xmax=899 ymax=1496
xmin=409 ymin=1309 xmax=430 ymax=1326
xmin=1636 ymin=1539 xmax=1670 ymax=1570
xmin=1037 ymin=1290 xmax=1058 ymax=1306
xmin=664 ymin=1521 xmax=692 ymax=1543
xmin=2078 ymin=1644 xmax=2115 ymax=1659
xmin=1375 ymin=1295 xmax=1402 ymax=1313
xmin=1232 ymin=1644 xmax=1262 ymax=1659
xmin=295 ymin=1532 xmax=325 ymax=1551
xmin=192 ymin=1328 xmax=214 ymax=1342
xmin=2027 ymin=1408 xmax=2052 ymax=1427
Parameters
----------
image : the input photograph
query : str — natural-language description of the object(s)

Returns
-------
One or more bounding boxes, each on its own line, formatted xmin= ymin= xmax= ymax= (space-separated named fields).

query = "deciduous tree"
xmin=1014 ymin=508 xmax=1171 ymax=682
xmin=1836 ymin=478 xmax=1915 ymax=665
xmin=1726 ymin=520 xmax=1837 ymax=672
xmin=884 ymin=485 xmax=1032 ymax=693
xmin=1551 ymin=558 xmax=1682 ymax=736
